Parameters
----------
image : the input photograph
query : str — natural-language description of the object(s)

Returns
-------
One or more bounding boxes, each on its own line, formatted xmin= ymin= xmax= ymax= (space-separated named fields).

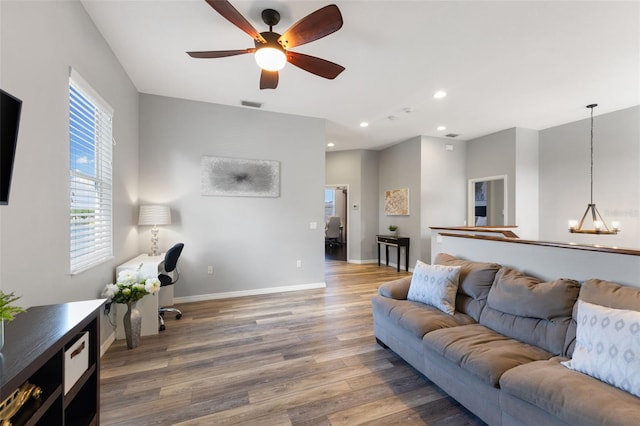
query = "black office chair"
xmin=158 ymin=242 xmax=184 ymax=331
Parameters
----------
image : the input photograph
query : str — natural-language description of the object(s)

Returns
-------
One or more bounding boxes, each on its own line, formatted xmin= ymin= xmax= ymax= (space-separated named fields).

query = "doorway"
xmin=468 ymin=175 xmax=507 ymax=226
xmin=325 ymin=185 xmax=348 ymax=261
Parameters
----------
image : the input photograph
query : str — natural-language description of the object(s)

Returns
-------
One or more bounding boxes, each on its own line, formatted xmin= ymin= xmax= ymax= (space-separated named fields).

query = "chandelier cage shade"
xmin=568 ymin=104 xmax=619 ymax=235
xmin=138 ymin=205 xmax=171 ymax=256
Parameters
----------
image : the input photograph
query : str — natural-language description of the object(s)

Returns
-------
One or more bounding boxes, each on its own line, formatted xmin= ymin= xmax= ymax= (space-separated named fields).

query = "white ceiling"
xmin=81 ymin=0 xmax=640 ymax=151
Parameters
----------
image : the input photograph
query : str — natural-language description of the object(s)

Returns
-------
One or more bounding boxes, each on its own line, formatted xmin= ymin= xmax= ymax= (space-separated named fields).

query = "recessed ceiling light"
xmin=327 ymin=142 xmax=335 ymax=147
xmin=360 ymin=122 xmax=369 ymax=128
xmin=433 ymin=90 xmax=447 ymax=99
xmin=437 ymin=125 xmax=447 ymax=131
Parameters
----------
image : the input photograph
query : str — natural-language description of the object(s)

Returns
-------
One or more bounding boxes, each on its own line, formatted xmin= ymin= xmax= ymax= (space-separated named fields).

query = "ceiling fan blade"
xmin=278 ymin=4 xmax=343 ymax=49
xmin=260 ymin=70 xmax=279 ymax=90
xmin=287 ymin=51 xmax=345 ymax=80
xmin=187 ymin=48 xmax=255 ymax=58
xmin=205 ymin=0 xmax=266 ymax=44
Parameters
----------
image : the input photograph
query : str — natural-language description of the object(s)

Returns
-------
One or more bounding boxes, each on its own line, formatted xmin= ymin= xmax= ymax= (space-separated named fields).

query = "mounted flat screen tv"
xmin=1 ymin=89 xmax=22 ymax=205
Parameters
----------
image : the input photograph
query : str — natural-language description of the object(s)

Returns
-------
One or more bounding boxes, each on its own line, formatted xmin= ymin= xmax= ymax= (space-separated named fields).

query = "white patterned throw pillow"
xmin=407 ymin=260 xmax=461 ymax=315
xmin=562 ymin=300 xmax=640 ymax=398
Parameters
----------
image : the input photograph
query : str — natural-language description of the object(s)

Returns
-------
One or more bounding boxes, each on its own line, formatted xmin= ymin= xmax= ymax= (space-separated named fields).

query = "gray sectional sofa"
xmin=371 ymin=253 xmax=640 ymax=425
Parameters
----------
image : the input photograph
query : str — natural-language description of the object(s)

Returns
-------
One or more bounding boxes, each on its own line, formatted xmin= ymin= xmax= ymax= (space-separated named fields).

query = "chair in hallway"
xmin=325 ymin=216 xmax=342 ymax=251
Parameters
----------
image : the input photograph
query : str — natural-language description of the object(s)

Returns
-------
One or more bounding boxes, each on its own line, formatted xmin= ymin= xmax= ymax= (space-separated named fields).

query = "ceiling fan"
xmin=187 ymin=0 xmax=346 ymax=90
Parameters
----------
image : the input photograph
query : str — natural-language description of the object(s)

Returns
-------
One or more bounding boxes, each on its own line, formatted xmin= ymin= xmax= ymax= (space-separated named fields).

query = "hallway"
xmin=325 ymin=241 xmax=347 ymax=262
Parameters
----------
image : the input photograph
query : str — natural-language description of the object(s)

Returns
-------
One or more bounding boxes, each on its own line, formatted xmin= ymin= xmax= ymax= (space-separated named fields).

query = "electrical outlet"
xmin=207 ymin=266 xmax=213 ymax=275
xmin=296 ymin=260 xmax=302 ymax=268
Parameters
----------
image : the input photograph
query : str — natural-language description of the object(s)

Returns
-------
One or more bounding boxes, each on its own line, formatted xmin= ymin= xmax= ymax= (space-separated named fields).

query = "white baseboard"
xmin=101 ymin=331 xmax=116 ymax=358
xmin=173 ymin=282 xmax=327 ymax=303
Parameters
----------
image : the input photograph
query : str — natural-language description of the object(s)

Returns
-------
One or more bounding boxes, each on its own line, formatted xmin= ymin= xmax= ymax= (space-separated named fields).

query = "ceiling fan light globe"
xmin=255 ymin=48 xmax=287 ymax=71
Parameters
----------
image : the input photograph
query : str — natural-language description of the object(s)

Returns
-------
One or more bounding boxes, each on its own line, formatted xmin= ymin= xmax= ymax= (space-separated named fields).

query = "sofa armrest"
xmin=378 ymin=276 xmax=412 ymax=300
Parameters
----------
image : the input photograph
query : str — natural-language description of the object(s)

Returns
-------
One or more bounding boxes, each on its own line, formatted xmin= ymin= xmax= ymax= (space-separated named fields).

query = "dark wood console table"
xmin=377 ymin=235 xmax=410 ymax=272
xmin=0 ymin=299 xmax=104 ymax=425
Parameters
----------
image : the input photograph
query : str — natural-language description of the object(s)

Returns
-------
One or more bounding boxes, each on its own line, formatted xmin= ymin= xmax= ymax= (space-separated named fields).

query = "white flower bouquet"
xmin=102 ymin=270 xmax=161 ymax=304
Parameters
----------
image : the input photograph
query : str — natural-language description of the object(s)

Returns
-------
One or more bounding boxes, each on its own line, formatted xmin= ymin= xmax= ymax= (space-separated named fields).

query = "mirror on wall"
xmin=468 ymin=175 xmax=507 ymax=226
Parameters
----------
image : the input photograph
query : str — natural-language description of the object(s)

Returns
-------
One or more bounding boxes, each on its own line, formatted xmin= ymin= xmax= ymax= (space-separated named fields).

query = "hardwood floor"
xmin=100 ymin=261 xmax=484 ymax=425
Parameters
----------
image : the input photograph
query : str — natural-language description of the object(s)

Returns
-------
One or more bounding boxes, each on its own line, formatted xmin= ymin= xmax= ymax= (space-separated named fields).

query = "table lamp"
xmin=138 ymin=205 xmax=171 ymax=256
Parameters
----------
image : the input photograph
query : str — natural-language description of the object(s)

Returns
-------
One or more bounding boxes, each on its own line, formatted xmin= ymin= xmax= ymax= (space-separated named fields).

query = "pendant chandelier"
xmin=568 ymin=104 xmax=620 ymax=234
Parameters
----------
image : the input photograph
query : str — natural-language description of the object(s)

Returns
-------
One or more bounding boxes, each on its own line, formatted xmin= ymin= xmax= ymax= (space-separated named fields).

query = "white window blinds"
xmin=69 ymin=71 xmax=113 ymax=274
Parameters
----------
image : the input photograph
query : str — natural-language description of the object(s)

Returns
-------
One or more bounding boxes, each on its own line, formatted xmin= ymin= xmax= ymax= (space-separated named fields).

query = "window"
xmin=324 ymin=188 xmax=335 ymax=224
xmin=69 ymin=71 xmax=113 ymax=274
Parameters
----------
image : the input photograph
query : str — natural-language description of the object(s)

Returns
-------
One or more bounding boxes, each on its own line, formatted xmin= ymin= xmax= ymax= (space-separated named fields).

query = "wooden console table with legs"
xmin=377 ymin=235 xmax=410 ymax=272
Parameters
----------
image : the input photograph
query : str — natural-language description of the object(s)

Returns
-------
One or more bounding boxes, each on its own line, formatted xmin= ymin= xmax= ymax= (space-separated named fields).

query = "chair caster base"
xmin=159 ymin=324 xmax=166 ymax=332
xmin=176 ymin=313 xmax=182 ymax=320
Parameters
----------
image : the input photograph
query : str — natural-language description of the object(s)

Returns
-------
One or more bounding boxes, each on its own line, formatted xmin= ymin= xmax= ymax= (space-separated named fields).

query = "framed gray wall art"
xmin=201 ymin=156 xmax=280 ymax=197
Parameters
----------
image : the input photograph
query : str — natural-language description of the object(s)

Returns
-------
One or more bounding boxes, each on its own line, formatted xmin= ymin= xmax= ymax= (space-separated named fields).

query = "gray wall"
xmin=466 ymin=129 xmax=517 ymax=226
xmin=361 ymin=150 xmax=380 ymax=261
xmin=0 ymin=1 xmax=140 ymax=302
xmin=139 ymin=94 xmax=326 ymax=299
xmin=539 ymin=105 xmax=640 ymax=249
xmin=379 ymin=137 xmax=422 ymax=268
xmin=420 ymin=137 xmax=467 ymax=261
xmin=487 ymin=179 xmax=505 ymax=225
xmin=0 ymin=1 xmax=140 ymax=345
xmin=376 ymin=136 xmax=466 ymax=267
xmin=465 ymin=127 xmax=539 ymax=239
xmin=514 ymin=128 xmax=539 ymax=239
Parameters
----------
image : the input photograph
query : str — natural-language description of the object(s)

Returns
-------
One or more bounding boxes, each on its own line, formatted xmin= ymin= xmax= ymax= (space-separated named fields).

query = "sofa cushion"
xmin=580 ymin=279 xmax=640 ymax=309
xmin=501 ymin=357 xmax=640 ymax=425
xmin=566 ymin=278 xmax=640 ymax=357
xmin=479 ymin=268 xmax=580 ymax=355
xmin=407 ymin=260 xmax=461 ymax=314
xmin=434 ymin=253 xmax=501 ymax=321
xmin=487 ymin=268 xmax=579 ymax=319
xmin=562 ymin=300 xmax=640 ymax=398
xmin=434 ymin=253 xmax=501 ymax=299
xmin=371 ymin=295 xmax=475 ymax=339
xmin=423 ymin=324 xmax=552 ymax=387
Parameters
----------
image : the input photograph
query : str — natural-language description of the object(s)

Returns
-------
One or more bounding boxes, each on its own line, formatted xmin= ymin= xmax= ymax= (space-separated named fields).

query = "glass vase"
xmin=0 ymin=319 xmax=4 ymax=351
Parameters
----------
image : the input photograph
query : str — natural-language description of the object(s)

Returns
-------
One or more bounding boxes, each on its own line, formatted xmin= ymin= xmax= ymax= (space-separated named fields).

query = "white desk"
xmin=115 ymin=254 xmax=165 ymax=338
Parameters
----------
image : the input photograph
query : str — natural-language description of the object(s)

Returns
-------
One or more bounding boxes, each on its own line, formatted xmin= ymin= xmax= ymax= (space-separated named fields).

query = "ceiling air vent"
xmin=445 ymin=133 xmax=459 ymax=138
xmin=241 ymin=100 xmax=263 ymax=108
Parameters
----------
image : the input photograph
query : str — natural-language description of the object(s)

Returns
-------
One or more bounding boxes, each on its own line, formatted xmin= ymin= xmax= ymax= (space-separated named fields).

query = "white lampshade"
xmin=138 ymin=205 xmax=171 ymax=226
